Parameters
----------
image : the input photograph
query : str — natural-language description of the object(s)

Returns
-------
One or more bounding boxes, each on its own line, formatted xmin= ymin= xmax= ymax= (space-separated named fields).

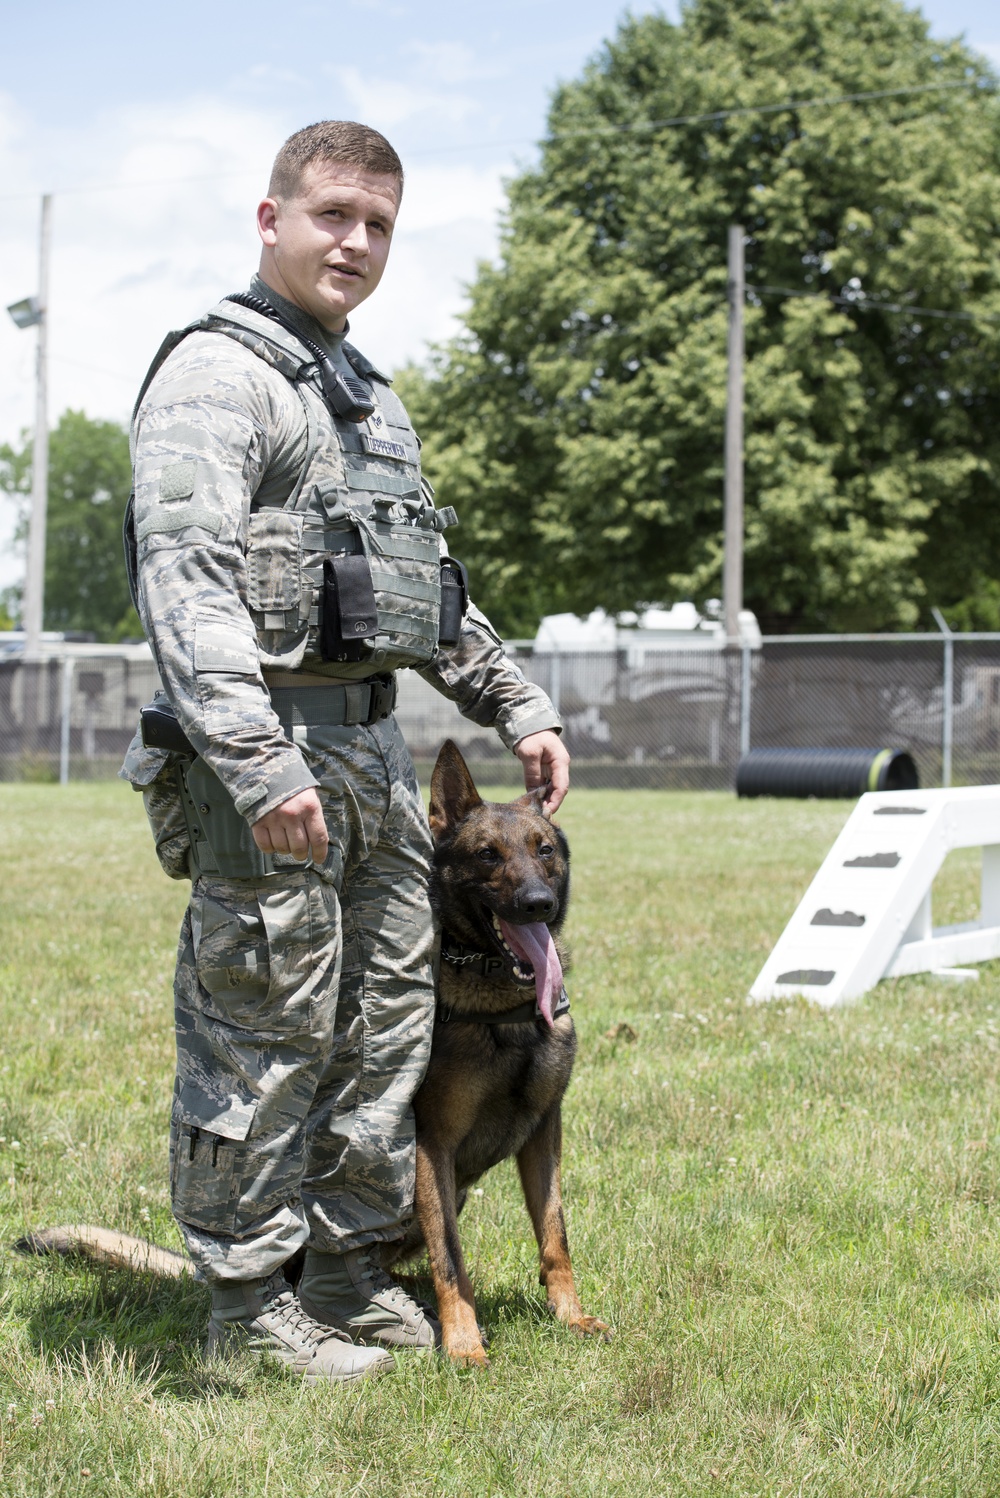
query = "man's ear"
xmin=428 ymin=739 xmax=483 ymax=841
xmin=257 ymin=197 xmax=280 ymax=247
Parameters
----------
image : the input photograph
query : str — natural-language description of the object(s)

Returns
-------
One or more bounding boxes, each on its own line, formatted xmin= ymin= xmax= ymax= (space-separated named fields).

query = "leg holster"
xmin=176 ymin=757 xmax=279 ymax=880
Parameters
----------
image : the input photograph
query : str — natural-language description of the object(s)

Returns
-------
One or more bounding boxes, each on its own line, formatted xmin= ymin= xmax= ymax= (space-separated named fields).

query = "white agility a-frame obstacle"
xmin=750 ymin=785 xmax=1000 ymax=1007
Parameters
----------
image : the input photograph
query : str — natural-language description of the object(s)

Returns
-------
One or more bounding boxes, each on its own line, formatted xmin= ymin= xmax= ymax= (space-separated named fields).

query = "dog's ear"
xmin=514 ymin=785 xmax=552 ymax=821
xmin=429 ymin=739 xmax=483 ymax=840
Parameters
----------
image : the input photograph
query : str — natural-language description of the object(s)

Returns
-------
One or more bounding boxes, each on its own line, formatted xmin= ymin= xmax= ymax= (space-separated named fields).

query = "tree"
xmin=397 ymin=0 xmax=1000 ymax=635
xmin=0 ymin=410 xmax=139 ymax=641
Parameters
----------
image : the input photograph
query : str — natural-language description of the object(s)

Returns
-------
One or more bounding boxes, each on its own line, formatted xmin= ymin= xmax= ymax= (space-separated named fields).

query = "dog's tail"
xmin=14 ymin=1225 xmax=191 ymax=1278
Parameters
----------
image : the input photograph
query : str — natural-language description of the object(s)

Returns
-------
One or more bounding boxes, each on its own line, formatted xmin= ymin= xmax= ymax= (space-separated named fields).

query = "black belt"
xmin=139 ymin=675 xmax=396 ymax=758
xmin=269 ymin=674 xmax=396 ymax=729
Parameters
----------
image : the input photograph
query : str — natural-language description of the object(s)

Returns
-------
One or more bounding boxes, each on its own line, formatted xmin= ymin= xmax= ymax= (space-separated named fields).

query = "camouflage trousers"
xmin=157 ymin=716 xmax=435 ymax=1284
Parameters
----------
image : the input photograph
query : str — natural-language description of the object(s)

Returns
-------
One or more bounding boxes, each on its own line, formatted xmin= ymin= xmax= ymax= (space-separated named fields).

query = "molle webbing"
xmin=130 ymin=293 xmax=449 ymax=677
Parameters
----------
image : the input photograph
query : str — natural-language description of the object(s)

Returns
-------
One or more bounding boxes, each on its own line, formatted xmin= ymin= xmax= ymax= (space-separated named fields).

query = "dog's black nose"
xmin=516 ymin=883 xmax=557 ymax=921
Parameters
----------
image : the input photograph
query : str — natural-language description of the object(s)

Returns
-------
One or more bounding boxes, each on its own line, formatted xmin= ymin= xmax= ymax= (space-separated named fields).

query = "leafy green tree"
xmin=0 ymin=410 xmax=139 ymax=641
xmin=398 ymin=0 xmax=1000 ymax=635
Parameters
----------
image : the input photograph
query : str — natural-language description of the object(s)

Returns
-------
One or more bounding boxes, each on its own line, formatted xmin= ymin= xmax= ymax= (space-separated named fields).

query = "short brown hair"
xmin=268 ymin=121 xmax=404 ymax=201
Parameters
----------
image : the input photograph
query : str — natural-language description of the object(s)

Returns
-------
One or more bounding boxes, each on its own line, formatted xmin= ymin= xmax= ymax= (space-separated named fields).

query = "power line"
xmin=0 ymin=169 xmax=261 ymax=203
xmin=0 ymin=77 xmax=992 ymax=202
xmin=543 ymin=77 xmax=992 ymax=142
xmin=49 ymin=355 xmax=144 ymax=384
xmin=748 ymin=284 xmax=1000 ymax=325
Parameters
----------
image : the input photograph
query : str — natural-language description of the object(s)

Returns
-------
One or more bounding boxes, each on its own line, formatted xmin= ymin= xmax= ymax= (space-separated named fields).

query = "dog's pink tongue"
xmin=499 ymin=920 xmax=563 ymax=1028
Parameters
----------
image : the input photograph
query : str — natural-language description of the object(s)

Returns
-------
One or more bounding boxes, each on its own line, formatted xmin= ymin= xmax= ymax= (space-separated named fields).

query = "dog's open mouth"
xmin=490 ymin=914 xmax=564 ymax=1029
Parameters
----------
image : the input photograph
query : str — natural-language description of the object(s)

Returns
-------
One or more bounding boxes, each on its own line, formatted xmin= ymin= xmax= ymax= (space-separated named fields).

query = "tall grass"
xmin=2 ymin=782 xmax=999 ymax=1496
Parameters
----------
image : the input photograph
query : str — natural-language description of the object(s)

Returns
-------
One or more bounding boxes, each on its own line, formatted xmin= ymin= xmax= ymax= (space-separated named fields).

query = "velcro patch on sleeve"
xmin=160 ymin=461 xmax=198 ymax=500
xmin=136 ymin=504 xmax=223 ymax=542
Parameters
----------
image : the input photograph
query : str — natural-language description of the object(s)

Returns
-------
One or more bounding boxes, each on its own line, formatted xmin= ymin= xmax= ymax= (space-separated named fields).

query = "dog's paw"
xmin=445 ymin=1342 xmax=490 ymax=1368
xmin=568 ymin=1315 xmax=613 ymax=1342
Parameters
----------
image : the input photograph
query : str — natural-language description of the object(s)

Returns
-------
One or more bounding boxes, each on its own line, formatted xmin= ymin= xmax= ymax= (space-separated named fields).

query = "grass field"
xmin=3 ymin=782 xmax=1000 ymax=1496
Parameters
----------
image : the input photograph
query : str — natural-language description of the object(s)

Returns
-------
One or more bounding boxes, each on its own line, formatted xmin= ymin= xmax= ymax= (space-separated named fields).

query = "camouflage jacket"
xmin=128 ymin=283 xmax=559 ymax=822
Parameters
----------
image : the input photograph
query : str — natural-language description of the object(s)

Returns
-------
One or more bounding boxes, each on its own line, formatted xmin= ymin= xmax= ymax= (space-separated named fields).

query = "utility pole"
xmin=22 ymin=193 xmax=52 ymax=659
xmin=723 ymin=223 xmax=744 ymax=645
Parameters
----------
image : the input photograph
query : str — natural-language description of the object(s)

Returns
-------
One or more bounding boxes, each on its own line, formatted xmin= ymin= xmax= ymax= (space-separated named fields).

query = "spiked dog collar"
xmin=436 ymin=987 xmax=571 ymax=1028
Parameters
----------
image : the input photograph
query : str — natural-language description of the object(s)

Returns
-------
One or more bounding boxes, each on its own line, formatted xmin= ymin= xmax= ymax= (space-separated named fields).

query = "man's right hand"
xmin=252 ymin=788 xmax=329 ymax=864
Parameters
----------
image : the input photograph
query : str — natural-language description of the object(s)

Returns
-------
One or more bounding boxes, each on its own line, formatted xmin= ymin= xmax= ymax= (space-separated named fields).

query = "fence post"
xmin=740 ymin=641 xmax=752 ymax=757
xmin=723 ymin=225 xmax=745 ymax=644
xmin=59 ymin=655 xmax=73 ymax=785
xmin=931 ymin=607 xmax=953 ymax=788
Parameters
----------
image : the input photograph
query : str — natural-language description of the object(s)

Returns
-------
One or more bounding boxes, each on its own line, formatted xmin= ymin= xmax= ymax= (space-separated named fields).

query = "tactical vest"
xmin=125 ymin=295 xmax=459 ymax=679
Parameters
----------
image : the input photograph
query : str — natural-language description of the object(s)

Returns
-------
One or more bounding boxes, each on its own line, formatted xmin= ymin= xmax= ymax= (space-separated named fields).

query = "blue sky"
xmin=0 ymin=0 xmax=997 ymax=587
xmin=4 ymin=0 xmax=672 ymax=152
xmin=0 ymin=2 xmax=676 ymax=441
xmin=4 ymin=0 xmax=994 ymax=151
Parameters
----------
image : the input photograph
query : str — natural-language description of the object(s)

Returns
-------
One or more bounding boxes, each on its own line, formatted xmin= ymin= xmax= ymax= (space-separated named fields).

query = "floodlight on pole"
xmin=7 ymin=296 xmax=43 ymax=330
xmin=9 ymin=195 xmax=52 ymax=659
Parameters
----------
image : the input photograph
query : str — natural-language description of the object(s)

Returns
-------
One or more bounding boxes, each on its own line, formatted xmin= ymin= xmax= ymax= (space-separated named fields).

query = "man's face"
xmin=257 ymin=161 xmax=401 ymax=332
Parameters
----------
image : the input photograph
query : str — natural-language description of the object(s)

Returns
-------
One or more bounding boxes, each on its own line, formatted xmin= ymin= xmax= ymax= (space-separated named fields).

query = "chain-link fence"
xmin=400 ymin=643 xmax=751 ymax=789
xmin=3 ymin=632 xmax=999 ymax=789
xmin=0 ymin=651 xmax=161 ymax=783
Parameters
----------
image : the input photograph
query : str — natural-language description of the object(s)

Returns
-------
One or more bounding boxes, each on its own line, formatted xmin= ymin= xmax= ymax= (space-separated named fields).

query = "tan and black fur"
xmin=16 ymin=1224 xmax=190 ymax=1278
xmin=385 ymin=739 xmax=609 ymax=1365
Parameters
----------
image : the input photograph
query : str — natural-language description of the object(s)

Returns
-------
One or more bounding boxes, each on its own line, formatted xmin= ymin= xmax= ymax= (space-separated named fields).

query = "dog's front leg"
xmin=415 ymin=1138 xmax=489 ymax=1366
xmin=517 ymin=1106 xmax=611 ymax=1340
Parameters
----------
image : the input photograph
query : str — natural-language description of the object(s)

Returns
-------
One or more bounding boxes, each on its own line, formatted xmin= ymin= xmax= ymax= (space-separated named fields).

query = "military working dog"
xmin=384 ymin=738 xmax=609 ymax=1365
xmin=18 ymin=740 xmax=608 ymax=1366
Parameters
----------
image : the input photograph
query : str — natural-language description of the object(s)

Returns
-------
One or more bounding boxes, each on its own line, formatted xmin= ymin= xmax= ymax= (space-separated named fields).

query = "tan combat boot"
xmin=205 ymin=1269 xmax=394 ymax=1381
xmin=298 ymin=1248 xmax=440 ymax=1350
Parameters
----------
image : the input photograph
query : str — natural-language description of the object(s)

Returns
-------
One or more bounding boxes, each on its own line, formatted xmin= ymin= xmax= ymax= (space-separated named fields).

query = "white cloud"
xmin=327 ymin=64 xmax=482 ymax=130
xmin=325 ymin=0 xmax=407 ymax=12
xmin=394 ymin=161 xmax=508 ymax=232
xmin=0 ymin=93 xmax=510 ymax=594
xmin=242 ymin=63 xmax=312 ymax=89
xmin=402 ymin=41 xmax=505 ymax=86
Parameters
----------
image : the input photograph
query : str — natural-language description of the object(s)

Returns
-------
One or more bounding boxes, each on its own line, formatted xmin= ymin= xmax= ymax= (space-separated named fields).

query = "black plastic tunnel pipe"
xmin=736 ymin=747 xmax=919 ymax=799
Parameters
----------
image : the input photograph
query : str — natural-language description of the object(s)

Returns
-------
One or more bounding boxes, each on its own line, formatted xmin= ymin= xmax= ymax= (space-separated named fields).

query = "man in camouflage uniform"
xmin=121 ymin=120 xmax=568 ymax=1383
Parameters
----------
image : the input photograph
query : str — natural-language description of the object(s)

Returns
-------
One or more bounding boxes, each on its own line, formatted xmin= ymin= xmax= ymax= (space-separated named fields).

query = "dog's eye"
xmin=477 ymin=846 xmax=500 ymax=864
xmin=538 ymin=843 xmax=555 ymax=859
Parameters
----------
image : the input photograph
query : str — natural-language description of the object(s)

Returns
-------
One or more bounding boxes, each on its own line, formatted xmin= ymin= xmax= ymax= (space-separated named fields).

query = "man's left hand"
xmin=515 ymin=730 xmax=570 ymax=816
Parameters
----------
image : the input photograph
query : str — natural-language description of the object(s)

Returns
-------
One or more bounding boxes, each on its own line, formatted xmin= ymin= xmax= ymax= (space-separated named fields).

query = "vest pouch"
xmin=246 ymin=510 xmax=311 ymax=671
xmin=438 ymin=557 xmax=469 ymax=646
xmin=320 ymin=553 xmax=378 ymax=663
xmin=358 ymin=517 xmax=442 ymax=667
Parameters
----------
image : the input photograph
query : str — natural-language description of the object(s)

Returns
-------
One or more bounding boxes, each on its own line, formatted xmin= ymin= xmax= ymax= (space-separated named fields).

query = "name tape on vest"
xmin=362 ymin=434 xmax=408 ymax=462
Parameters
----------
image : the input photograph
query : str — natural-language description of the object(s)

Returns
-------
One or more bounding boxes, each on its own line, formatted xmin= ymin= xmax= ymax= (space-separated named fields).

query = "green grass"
xmin=3 ymin=782 xmax=1000 ymax=1496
